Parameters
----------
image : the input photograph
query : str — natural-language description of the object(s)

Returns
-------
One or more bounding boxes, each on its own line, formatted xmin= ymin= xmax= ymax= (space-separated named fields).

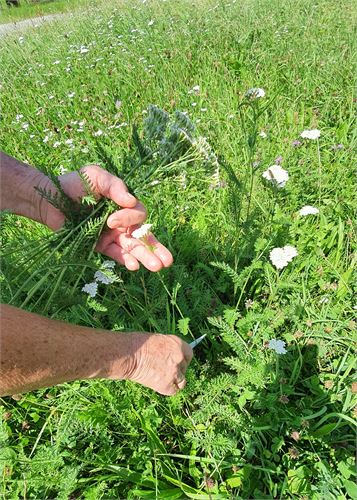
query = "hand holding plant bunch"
xmin=0 ymin=150 xmax=190 ymax=397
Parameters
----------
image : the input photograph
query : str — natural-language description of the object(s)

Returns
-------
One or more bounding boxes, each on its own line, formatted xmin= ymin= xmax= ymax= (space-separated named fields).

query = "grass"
xmin=0 ymin=0 xmax=91 ymax=23
xmin=0 ymin=0 xmax=356 ymax=498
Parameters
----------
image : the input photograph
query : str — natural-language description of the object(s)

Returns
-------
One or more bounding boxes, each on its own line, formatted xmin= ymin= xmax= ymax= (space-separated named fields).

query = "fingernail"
xmin=126 ymin=193 xmax=136 ymax=202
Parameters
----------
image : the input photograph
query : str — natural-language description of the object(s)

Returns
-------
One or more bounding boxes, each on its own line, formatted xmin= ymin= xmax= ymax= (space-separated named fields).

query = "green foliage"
xmin=1 ymin=0 xmax=356 ymax=498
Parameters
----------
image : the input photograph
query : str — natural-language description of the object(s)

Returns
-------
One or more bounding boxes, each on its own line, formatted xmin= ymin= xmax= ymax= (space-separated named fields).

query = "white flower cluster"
xmin=300 ymin=129 xmax=320 ymax=140
xmin=270 ymin=246 xmax=298 ymax=270
xmin=299 ymin=205 xmax=319 ymax=216
xmin=245 ymin=87 xmax=265 ymax=99
xmin=262 ymin=164 xmax=289 ymax=188
xmin=82 ymin=260 xmax=116 ymax=298
xmin=131 ymin=223 xmax=152 ymax=239
xmin=268 ymin=339 xmax=287 ymax=354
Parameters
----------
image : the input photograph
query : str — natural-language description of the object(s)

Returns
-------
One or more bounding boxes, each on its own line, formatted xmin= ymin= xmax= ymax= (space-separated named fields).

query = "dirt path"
xmin=0 ymin=13 xmax=65 ymax=36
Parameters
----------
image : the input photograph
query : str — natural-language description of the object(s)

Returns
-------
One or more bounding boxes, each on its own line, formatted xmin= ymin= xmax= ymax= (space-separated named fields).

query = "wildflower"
xmin=115 ymin=99 xmax=122 ymax=109
xmin=102 ymin=260 xmax=116 ymax=269
xmin=191 ymin=102 xmax=197 ymax=106
xmin=189 ymin=85 xmax=200 ymax=95
xmin=270 ymin=245 xmax=298 ymax=269
xmin=200 ymin=107 xmax=207 ymax=112
xmin=290 ymin=431 xmax=300 ymax=442
xmin=299 ymin=205 xmax=319 ymax=216
xmin=292 ymin=139 xmax=302 ymax=147
xmin=67 ymin=92 xmax=75 ymax=98
xmin=43 ymin=135 xmax=50 ymax=143
xmin=300 ymin=129 xmax=321 ymax=140
xmin=148 ymin=19 xmax=155 ymax=26
xmin=18 ymin=36 xmax=24 ymax=44
xmin=245 ymin=87 xmax=265 ymax=99
xmin=94 ymin=270 xmax=115 ymax=285
xmin=259 ymin=131 xmax=267 ymax=138
xmin=53 ymin=141 xmax=61 ymax=148
xmin=131 ymin=223 xmax=152 ymax=239
xmin=65 ymin=139 xmax=73 ymax=145
xmin=262 ymin=164 xmax=289 ymax=188
xmin=279 ymin=395 xmax=289 ymax=404
xmin=93 ymin=129 xmax=104 ymax=137
xmin=82 ymin=282 xmax=98 ymax=298
xmin=268 ymin=339 xmax=287 ymax=354
xmin=79 ymin=46 xmax=89 ymax=54
xmin=22 ymin=123 xmax=29 ymax=130
xmin=288 ymin=447 xmax=299 ymax=459
xmin=52 ymin=60 xmax=61 ymax=65
xmin=16 ymin=114 xmax=23 ymax=121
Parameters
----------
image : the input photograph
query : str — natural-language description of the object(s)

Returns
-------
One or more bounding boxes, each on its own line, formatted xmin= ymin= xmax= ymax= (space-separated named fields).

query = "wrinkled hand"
xmin=120 ymin=333 xmax=193 ymax=396
xmin=57 ymin=164 xmax=173 ymax=272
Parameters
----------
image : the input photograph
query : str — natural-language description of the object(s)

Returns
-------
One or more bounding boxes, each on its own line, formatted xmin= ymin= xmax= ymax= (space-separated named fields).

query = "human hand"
xmin=55 ymin=164 xmax=173 ymax=272
xmin=117 ymin=333 xmax=193 ymax=396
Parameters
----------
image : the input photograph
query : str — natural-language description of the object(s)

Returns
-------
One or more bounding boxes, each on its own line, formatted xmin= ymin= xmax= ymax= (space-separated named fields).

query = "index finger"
xmin=87 ymin=166 xmax=137 ymax=208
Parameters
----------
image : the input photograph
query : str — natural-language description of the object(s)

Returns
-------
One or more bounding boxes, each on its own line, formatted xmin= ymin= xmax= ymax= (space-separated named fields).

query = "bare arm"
xmin=0 ymin=151 xmax=173 ymax=271
xmin=0 ymin=151 xmax=65 ymax=230
xmin=0 ymin=304 xmax=192 ymax=396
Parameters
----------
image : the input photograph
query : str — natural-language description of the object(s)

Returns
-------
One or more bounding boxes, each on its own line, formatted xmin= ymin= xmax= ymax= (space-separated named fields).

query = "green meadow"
xmin=0 ymin=0 xmax=356 ymax=498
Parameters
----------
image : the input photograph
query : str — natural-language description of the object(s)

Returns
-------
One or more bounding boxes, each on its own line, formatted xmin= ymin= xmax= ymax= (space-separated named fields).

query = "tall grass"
xmin=0 ymin=0 xmax=356 ymax=498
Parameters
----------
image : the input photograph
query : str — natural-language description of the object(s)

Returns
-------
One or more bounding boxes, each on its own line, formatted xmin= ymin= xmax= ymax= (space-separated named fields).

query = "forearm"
xmin=0 ymin=304 xmax=134 ymax=396
xmin=0 ymin=151 xmax=65 ymax=230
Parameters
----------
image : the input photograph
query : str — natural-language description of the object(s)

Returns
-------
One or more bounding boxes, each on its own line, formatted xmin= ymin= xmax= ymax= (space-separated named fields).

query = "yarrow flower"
xmin=268 ymin=339 xmax=287 ymax=354
xmin=131 ymin=223 xmax=152 ymax=239
xmin=259 ymin=131 xmax=267 ymax=138
xmin=262 ymin=164 xmax=289 ymax=188
xmin=270 ymin=245 xmax=298 ymax=269
xmin=102 ymin=260 xmax=116 ymax=269
xmin=188 ymin=85 xmax=200 ymax=95
xmin=94 ymin=270 xmax=115 ymax=285
xmin=245 ymin=87 xmax=265 ymax=99
xmin=300 ymin=129 xmax=321 ymax=140
xmin=82 ymin=282 xmax=98 ymax=298
xmin=299 ymin=205 xmax=319 ymax=216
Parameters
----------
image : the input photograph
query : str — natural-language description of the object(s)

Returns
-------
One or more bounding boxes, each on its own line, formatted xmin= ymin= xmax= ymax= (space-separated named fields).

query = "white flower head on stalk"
xmin=299 ymin=205 xmax=319 ymax=216
xmin=188 ymin=85 xmax=200 ymax=95
xmin=262 ymin=164 xmax=289 ymax=188
xmin=82 ymin=282 xmax=98 ymax=298
xmin=245 ymin=87 xmax=265 ymax=99
xmin=268 ymin=339 xmax=287 ymax=354
xmin=270 ymin=245 xmax=298 ymax=269
xmin=94 ymin=270 xmax=115 ymax=285
xmin=300 ymin=129 xmax=321 ymax=140
xmin=102 ymin=260 xmax=116 ymax=269
xmin=131 ymin=223 xmax=153 ymax=240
